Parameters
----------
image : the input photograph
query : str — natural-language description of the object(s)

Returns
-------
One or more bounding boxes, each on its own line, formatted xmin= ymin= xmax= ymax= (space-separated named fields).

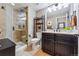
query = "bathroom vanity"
xmin=0 ymin=38 xmax=15 ymax=56
xmin=42 ymin=31 xmax=78 ymax=56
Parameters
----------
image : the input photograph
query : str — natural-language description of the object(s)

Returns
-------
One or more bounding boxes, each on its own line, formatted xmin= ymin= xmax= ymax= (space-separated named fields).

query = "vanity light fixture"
xmin=47 ymin=3 xmax=69 ymax=12
xmin=48 ymin=5 xmax=57 ymax=12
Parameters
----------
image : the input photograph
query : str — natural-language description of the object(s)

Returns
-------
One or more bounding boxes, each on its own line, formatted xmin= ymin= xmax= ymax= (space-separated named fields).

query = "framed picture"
xmin=58 ymin=22 xmax=65 ymax=29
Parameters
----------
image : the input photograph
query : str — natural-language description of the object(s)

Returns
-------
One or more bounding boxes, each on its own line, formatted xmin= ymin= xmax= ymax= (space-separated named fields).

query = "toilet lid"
xmin=31 ymin=38 xmax=40 ymax=43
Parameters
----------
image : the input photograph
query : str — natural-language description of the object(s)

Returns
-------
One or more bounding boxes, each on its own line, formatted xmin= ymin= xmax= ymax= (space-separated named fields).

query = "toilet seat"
xmin=31 ymin=38 xmax=40 ymax=50
xmin=31 ymin=38 xmax=40 ymax=43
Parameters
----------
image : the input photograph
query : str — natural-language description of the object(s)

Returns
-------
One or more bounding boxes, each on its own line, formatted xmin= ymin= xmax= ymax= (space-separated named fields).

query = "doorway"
xmin=13 ymin=7 xmax=28 ymax=45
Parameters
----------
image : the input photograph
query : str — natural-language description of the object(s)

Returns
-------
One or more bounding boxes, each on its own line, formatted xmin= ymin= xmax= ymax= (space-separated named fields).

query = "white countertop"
xmin=42 ymin=30 xmax=79 ymax=35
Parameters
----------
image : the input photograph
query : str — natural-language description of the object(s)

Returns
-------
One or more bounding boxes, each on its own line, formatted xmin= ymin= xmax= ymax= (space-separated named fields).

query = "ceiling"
xmin=34 ymin=3 xmax=53 ymax=11
xmin=14 ymin=3 xmax=53 ymax=11
xmin=14 ymin=3 xmax=28 ymax=9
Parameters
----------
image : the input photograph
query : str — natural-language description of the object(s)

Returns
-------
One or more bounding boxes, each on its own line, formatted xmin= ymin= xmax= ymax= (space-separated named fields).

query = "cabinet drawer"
xmin=42 ymin=33 xmax=54 ymax=40
xmin=55 ymin=34 xmax=75 ymax=43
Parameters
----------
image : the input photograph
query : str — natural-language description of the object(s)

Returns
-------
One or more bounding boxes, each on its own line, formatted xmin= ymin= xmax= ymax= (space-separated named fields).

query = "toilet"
xmin=31 ymin=32 xmax=42 ymax=50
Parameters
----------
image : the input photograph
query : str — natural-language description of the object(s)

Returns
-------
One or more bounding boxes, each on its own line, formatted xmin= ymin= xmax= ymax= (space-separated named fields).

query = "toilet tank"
xmin=36 ymin=32 xmax=42 ymax=39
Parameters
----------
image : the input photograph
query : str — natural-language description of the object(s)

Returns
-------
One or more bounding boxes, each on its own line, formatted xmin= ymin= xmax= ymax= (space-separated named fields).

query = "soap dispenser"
xmin=71 ymin=11 xmax=77 ymax=30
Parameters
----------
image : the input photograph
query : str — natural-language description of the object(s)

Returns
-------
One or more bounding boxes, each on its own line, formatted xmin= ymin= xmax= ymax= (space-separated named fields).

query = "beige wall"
xmin=0 ymin=5 xmax=6 ymax=38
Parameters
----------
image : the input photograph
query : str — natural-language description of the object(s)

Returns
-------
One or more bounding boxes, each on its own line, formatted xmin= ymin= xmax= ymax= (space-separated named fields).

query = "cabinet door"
xmin=44 ymin=39 xmax=52 ymax=51
xmin=55 ymin=41 xmax=74 ymax=56
xmin=42 ymin=33 xmax=54 ymax=55
xmin=42 ymin=33 xmax=52 ymax=51
xmin=73 ymin=35 xmax=78 ymax=56
xmin=55 ymin=34 xmax=77 ymax=56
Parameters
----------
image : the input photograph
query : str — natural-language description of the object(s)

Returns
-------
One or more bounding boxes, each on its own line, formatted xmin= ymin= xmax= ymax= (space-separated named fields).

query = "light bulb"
xmin=48 ymin=8 xmax=52 ymax=12
xmin=58 ymin=4 xmax=62 ymax=10
xmin=51 ymin=5 xmax=57 ymax=11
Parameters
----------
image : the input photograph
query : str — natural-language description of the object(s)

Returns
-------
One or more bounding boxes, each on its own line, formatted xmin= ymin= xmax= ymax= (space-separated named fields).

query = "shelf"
xmin=36 ymin=23 xmax=43 ymax=25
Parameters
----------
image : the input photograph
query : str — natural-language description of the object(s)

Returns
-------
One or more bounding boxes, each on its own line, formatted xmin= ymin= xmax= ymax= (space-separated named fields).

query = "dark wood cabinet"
xmin=42 ymin=33 xmax=78 ymax=56
xmin=0 ymin=39 xmax=15 ymax=56
xmin=42 ymin=33 xmax=55 ymax=55
xmin=55 ymin=34 xmax=78 ymax=56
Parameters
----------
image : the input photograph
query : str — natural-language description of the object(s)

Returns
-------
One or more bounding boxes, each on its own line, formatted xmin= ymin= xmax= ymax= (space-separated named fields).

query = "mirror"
xmin=46 ymin=3 xmax=71 ymax=31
